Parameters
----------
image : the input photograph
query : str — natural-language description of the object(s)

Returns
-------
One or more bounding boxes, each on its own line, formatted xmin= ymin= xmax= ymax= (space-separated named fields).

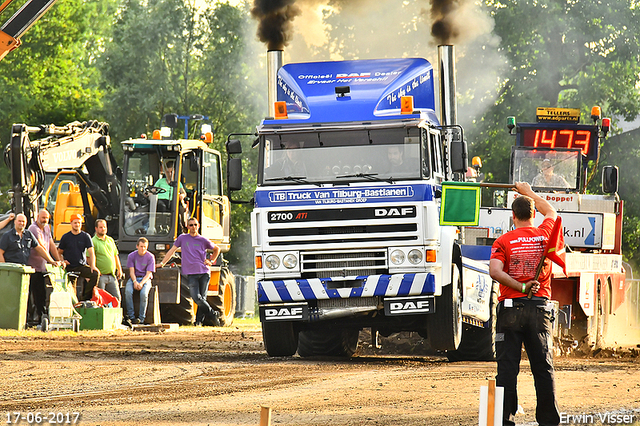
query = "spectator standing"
xmin=58 ymin=213 xmax=100 ymax=301
xmin=125 ymin=237 xmax=155 ymax=324
xmin=92 ymin=219 xmax=123 ymax=301
xmin=27 ymin=209 xmax=62 ymax=325
xmin=158 ymin=217 xmax=220 ymax=326
xmin=489 ymin=182 xmax=561 ymax=426
xmin=0 ymin=213 xmax=57 ymax=266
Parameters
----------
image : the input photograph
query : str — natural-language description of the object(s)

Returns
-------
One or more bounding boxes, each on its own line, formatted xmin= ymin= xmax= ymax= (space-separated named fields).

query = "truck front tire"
xmin=426 ymin=262 xmax=462 ymax=351
xmin=297 ymin=328 xmax=359 ymax=358
xmin=262 ymin=321 xmax=299 ymax=357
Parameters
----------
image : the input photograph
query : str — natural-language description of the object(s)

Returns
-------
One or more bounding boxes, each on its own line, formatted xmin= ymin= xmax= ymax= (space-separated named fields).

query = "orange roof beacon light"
xmin=591 ymin=106 xmax=602 ymax=122
xmin=202 ymin=132 xmax=213 ymax=143
xmin=152 ymin=129 xmax=161 ymax=140
xmin=601 ymin=118 xmax=611 ymax=136
xmin=401 ymin=96 xmax=414 ymax=114
xmin=274 ymin=101 xmax=288 ymax=119
xmin=201 ymin=124 xmax=213 ymax=143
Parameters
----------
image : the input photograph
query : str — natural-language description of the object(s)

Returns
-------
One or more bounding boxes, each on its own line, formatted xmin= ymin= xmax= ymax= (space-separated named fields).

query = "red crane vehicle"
xmin=464 ymin=106 xmax=628 ymax=353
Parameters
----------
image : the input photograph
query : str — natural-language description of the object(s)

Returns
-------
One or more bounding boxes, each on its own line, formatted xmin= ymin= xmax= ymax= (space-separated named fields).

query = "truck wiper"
xmin=336 ymin=173 xmax=394 ymax=184
xmin=264 ymin=176 xmax=322 ymax=187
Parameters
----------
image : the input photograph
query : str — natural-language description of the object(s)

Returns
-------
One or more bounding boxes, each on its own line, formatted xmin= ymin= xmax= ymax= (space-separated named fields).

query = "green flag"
xmin=439 ymin=182 xmax=481 ymax=226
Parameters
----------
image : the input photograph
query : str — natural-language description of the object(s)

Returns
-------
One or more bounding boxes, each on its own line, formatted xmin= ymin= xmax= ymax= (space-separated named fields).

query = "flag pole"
xmin=442 ymin=182 xmax=516 ymax=189
xmin=528 ymin=253 xmax=547 ymax=299
xmin=528 ymin=217 xmax=565 ymax=299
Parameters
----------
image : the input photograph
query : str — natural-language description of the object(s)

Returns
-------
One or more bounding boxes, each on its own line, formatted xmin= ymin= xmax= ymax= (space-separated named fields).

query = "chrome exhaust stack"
xmin=438 ymin=45 xmax=467 ymax=177
xmin=267 ymin=50 xmax=283 ymax=118
xmin=438 ymin=45 xmax=457 ymax=127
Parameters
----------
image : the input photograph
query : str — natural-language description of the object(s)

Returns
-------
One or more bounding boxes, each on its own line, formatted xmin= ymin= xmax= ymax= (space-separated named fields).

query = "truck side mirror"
xmin=226 ymin=139 xmax=242 ymax=155
xmin=228 ymin=158 xmax=243 ymax=191
xmin=602 ymin=165 xmax=619 ymax=194
xmin=449 ymin=140 xmax=468 ymax=174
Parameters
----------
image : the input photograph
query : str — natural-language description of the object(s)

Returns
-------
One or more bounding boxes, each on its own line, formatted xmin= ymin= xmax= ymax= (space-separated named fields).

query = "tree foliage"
xmin=471 ymin=0 xmax=640 ymax=183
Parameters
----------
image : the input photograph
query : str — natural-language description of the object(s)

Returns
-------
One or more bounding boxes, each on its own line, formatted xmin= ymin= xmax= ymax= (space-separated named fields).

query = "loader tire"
xmin=207 ymin=266 xmax=236 ymax=327
xmin=160 ymin=280 xmax=196 ymax=325
xmin=297 ymin=328 xmax=359 ymax=358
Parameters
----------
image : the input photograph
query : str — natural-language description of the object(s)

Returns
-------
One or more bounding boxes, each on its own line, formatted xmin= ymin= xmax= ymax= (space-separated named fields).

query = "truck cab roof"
xmin=263 ymin=58 xmax=439 ymax=126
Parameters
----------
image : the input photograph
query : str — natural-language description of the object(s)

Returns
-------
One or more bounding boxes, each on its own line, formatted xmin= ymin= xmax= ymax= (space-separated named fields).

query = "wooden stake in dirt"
xmin=260 ymin=406 xmax=271 ymax=426
xmin=487 ymin=379 xmax=495 ymax=426
xmin=479 ymin=379 xmax=503 ymax=425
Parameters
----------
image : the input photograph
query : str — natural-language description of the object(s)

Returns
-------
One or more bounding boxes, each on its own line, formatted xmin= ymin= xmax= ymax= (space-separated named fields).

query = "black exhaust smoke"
xmin=429 ymin=0 xmax=462 ymax=45
xmin=252 ymin=0 xmax=468 ymax=50
xmin=251 ymin=0 xmax=301 ymax=50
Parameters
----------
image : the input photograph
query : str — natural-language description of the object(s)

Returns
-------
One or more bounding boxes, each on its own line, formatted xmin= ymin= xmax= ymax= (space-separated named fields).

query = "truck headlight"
xmin=265 ymin=254 xmax=280 ymax=270
xmin=390 ymin=249 xmax=405 ymax=265
xmin=283 ymin=253 xmax=298 ymax=269
xmin=408 ymin=249 xmax=423 ymax=264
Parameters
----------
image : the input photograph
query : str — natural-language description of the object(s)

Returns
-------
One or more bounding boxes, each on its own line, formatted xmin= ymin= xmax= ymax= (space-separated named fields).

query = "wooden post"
xmin=260 ymin=406 xmax=271 ymax=426
xmin=487 ymin=379 xmax=496 ymax=426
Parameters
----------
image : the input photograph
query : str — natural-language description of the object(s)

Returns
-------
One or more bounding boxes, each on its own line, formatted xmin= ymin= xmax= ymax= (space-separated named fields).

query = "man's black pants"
xmin=27 ymin=272 xmax=47 ymax=325
xmin=66 ymin=265 xmax=100 ymax=301
xmin=496 ymin=298 xmax=560 ymax=426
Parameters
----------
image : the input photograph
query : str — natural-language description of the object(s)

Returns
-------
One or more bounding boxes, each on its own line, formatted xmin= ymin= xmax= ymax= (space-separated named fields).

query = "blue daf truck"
xmin=227 ymin=47 xmax=496 ymax=358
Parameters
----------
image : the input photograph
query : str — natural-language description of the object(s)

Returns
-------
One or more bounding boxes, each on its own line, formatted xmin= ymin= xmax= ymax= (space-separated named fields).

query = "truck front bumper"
xmin=257 ymin=273 xmax=436 ymax=303
xmin=258 ymin=273 xmax=437 ymax=322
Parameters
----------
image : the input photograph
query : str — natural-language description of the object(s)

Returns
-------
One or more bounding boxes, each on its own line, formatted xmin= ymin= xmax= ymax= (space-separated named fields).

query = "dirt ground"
xmin=1 ymin=322 xmax=640 ymax=426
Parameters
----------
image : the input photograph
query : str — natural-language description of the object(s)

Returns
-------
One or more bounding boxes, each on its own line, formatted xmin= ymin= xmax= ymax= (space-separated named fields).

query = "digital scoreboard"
xmin=516 ymin=123 xmax=599 ymax=161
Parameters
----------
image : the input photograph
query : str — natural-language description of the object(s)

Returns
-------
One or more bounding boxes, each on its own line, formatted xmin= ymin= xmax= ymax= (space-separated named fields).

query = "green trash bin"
xmin=0 ymin=263 xmax=34 ymax=330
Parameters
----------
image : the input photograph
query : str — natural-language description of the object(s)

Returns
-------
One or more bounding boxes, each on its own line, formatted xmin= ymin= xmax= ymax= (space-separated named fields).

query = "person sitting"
xmin=58 ymin=213 xmax=100 ymax=301
xmin=153 ymin=160 xmax=187 ymax=212
xmin=265 ymin=140 xmax=307 ymax=178
xmin=532 ymin=159 xmax=570 ymax=189
xmin=124 ymin=237 xmax=155 ymax=325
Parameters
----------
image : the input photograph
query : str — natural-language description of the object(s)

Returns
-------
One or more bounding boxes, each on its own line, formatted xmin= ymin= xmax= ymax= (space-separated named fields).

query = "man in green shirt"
xmin=154 ymin=160 xmax=186 ymax=212
xmin=91 ymin=219 xmax=123 ymax=301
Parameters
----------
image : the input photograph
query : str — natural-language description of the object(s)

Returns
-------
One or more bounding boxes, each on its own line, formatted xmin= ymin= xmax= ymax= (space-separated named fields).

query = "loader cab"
xmin=118 ymin=139 xmax=230 ymax=254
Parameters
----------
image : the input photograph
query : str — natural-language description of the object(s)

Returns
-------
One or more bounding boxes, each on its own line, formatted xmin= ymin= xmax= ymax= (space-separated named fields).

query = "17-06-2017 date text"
xmin=5 ymin=412 xmax=80 ymax=424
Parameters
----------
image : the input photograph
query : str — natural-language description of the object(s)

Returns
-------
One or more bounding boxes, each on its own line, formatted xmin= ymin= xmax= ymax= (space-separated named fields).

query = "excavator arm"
xmin=0 ymin=0 xmax=57 ymax=60
xmin=3 ymin=120 xmax=121 ymax=230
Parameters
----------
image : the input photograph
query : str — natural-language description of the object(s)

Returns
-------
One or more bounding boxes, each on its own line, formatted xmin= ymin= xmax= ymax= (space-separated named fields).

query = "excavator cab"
xmin=43 ymin=175 xmax=98 ymax=240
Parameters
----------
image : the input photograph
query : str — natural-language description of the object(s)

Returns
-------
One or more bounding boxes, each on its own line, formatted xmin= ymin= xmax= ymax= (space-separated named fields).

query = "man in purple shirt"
xmin=125 ymin=237 xmax=155 ymax=324
xmin=27 ymin=209 xmax=62 ymax=325
xmin=158 ymin=217 xmax=221 ymax=326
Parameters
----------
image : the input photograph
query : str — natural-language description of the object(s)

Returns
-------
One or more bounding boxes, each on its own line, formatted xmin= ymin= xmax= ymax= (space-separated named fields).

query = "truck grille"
xmin=265 ymin=206 xmax=419 ymax=247
xmin=301 ymin=249 xmax=387 ymax=278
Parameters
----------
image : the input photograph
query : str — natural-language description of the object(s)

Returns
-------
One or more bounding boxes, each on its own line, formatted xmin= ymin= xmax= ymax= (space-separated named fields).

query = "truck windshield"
xmin=511 ymin=147 xmax=581 ymax=192
xmin=261 ymin=127 xmax=423 ymax=185
xmin=123 ymin=152 xmax=180 ymax=236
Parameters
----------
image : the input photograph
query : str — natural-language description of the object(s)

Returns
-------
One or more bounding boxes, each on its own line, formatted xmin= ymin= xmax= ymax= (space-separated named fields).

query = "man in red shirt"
xmin=489 ymin=182 xmax=560 ymax=426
